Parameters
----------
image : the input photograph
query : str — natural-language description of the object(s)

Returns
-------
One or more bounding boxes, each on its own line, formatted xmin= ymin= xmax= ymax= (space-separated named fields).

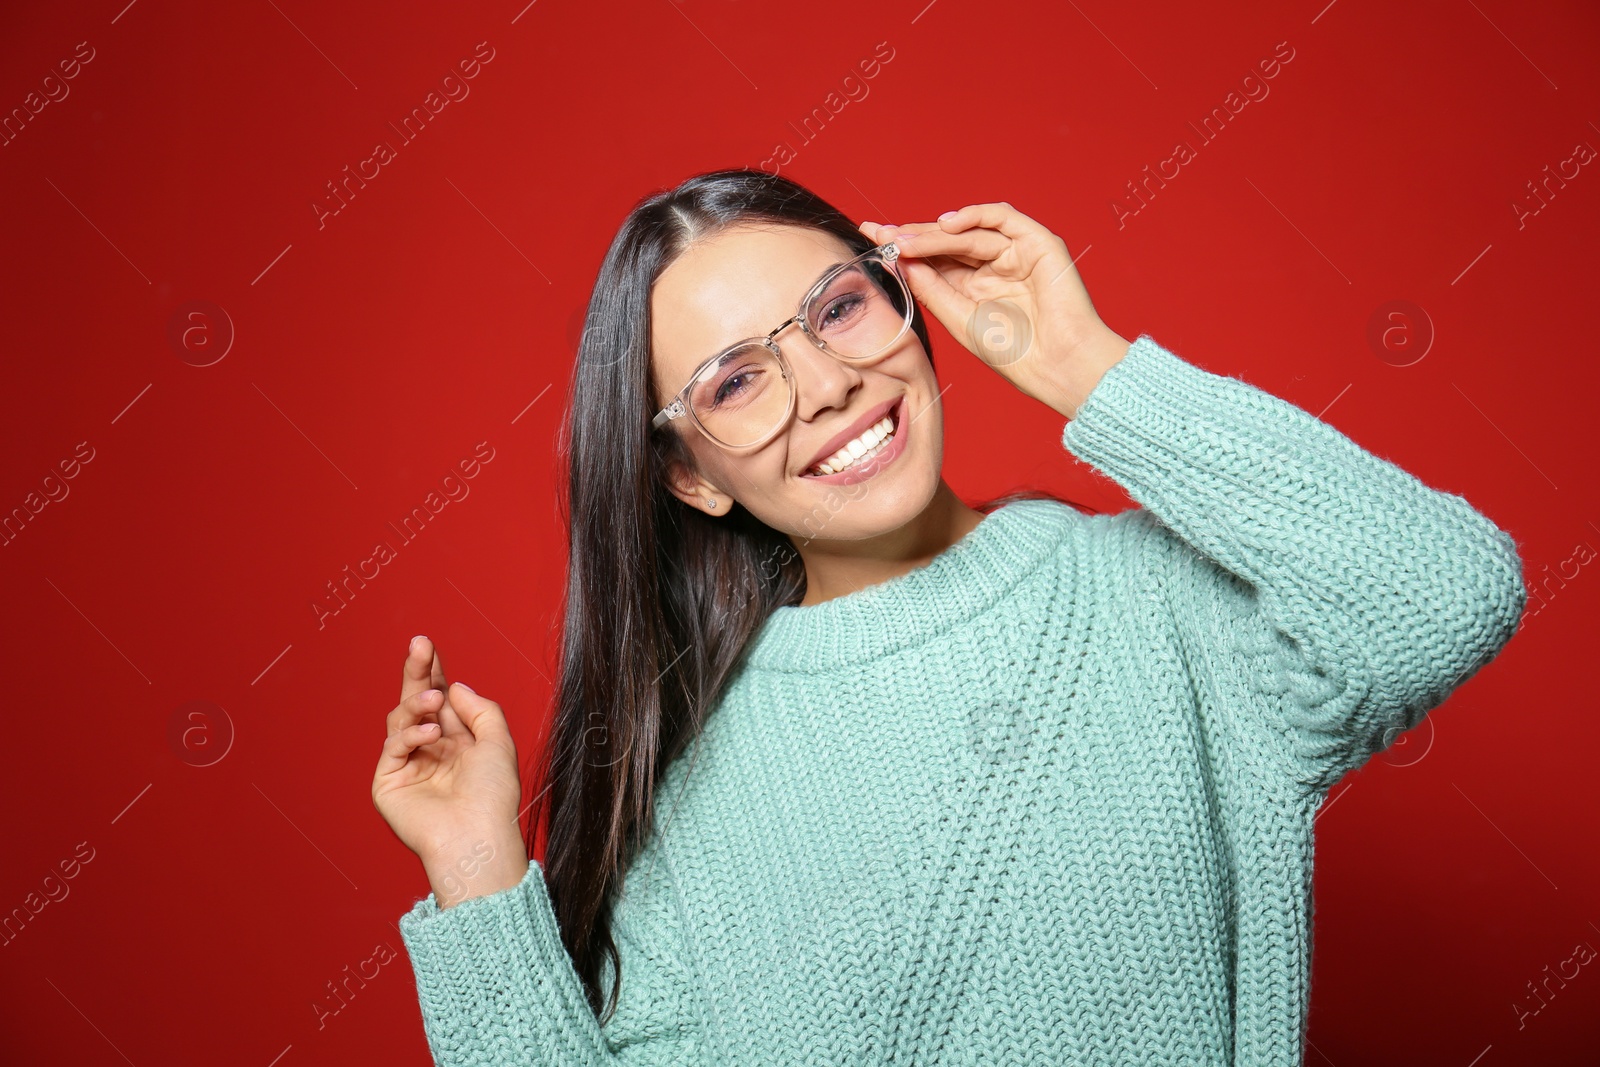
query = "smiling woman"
xmin=374 ymin=168 xmax=1527 ymax=1066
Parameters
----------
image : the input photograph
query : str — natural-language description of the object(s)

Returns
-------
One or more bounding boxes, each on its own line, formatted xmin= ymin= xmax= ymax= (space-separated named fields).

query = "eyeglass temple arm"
xmin=653 ymin=401 xmax=683 ymax=429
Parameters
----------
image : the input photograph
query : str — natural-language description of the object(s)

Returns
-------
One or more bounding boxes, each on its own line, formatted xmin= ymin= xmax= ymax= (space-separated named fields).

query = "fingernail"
xmin=938 ymin=210 xmax=958 ymax=221
xmin=893 ymin=231 xmax=916 ymax=242
xmin=455 ymin=681 xmax=474 ymax=694
xmin=411 ymin=635 xmax=427 ymax=649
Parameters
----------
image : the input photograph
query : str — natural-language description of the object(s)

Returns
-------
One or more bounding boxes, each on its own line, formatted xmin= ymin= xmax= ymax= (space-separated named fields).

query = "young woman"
xmin=372 ymin=169 xmax=1526 ymax=1065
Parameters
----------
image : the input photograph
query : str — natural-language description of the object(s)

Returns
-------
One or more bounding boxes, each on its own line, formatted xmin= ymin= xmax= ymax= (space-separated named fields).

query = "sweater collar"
xmin=742 ymin=498 xmax=1075 ymax=673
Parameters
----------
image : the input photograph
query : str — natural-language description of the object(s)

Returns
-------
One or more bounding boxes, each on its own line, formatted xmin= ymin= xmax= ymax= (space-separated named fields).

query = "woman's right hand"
xmin=372 ymin=636 xmax=529 ymax=903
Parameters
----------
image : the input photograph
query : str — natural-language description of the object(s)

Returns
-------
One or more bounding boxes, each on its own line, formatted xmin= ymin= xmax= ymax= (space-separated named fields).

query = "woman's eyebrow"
xmin=801 ymin=259 xmax=845 ymax=294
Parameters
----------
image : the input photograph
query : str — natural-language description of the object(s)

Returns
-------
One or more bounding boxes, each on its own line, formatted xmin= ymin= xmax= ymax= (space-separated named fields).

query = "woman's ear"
xmin=663 ymin=457 xmax=726 ymax=514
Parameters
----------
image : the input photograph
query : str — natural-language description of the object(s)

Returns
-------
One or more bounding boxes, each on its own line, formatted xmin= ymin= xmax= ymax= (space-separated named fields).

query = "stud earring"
xmin=706 ymin=498 xmax=717 ymax=510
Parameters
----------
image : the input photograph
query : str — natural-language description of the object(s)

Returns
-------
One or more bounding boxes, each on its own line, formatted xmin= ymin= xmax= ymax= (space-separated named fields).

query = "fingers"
xmin=375 ymin=720 xmax=445 ymax=778
xmin=858 ymin=220 xmax=892 ymax=243
xmin=916 ymin=257 xmax=979 ymax=293
xmin=860 ymin=221 xmax=993 ymax=272
xmin=934 ymin=201 xmax=1049 ymax=242
xmin=861 ymin=203 xmax=1049 ymax=267
xmin=864 ymin=220 xmax=941 ymax=240
xmin=401 ymin=635 xmax=470 ymax=739
xmin=401 ymin=636 xmax=453 ymax=698
xmin=388 ymin=686 xmax=445 ymax=738
xmin=861 ymin=219 xmax=965 ymax=255
xmin=862 ymin=202 xmax=1044 ymax=243
xmin=375 ymin=680 xmax=508 ymax=783
xmin=861 ymin=219 xmax=941 ymax=240
xmin=402 ymin=636 xmax=437 ymax=703
xmin=883 ymin=224 xmax=1009 ymax=266
xmin=898 ymin=258 xmax=977 ymax=341
xmin=444 ymin=682 xmax=513 ymax=746
xmin=429 ymin=644 xmax=450 ymax=693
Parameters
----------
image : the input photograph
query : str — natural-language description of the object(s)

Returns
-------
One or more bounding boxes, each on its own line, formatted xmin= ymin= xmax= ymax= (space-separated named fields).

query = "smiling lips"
xmin=802 ymin=396 xmax=905 ymax=479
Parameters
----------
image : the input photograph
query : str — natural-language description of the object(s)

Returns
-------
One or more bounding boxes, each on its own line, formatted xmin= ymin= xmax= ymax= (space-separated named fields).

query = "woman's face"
xmin=650 ymin=222 xmax=945 ymax=543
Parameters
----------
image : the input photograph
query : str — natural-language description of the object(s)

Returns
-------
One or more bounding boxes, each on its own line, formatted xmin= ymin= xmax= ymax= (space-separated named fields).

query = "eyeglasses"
xmin=650 ymin=242 xmax=913 ymax=452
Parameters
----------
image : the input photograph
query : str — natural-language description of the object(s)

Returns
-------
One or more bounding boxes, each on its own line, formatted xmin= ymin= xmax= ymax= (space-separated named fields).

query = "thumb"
xmin=901 ymin=258 xmax=976 ymax=344
xmin=446 ymin=682 xmax=512 ymax=745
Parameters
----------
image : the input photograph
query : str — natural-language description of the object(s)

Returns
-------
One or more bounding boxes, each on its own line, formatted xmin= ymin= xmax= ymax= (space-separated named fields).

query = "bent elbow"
xmin=1385 ymin=518 xmax=1527 ymax=724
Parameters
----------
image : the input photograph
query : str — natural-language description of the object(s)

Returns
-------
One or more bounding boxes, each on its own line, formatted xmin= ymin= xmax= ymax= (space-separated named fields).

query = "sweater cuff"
xmin=398 ymin=859 xmax=610 ymax=1061
xmin=1062 ymin=333 xmax=1235 ymax=461
xmin=1059 ymin=333 xmax=1339 ymax=530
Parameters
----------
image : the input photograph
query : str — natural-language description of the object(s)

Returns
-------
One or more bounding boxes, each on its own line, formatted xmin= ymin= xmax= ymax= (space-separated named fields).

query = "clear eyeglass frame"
xmin=649 ymin=241 xmax=912 ymax=453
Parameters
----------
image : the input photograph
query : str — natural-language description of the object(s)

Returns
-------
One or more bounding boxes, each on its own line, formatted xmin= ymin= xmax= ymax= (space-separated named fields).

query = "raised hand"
xmin=860 ymin=203 xmax=1131 ymax=420
xmin=371 ymin=636 xmax=529 ymax=906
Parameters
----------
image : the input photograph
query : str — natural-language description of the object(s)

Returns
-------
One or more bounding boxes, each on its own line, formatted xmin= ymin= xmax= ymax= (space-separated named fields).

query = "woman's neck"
xmin=793 ymin=481 xmax=986 ymax=607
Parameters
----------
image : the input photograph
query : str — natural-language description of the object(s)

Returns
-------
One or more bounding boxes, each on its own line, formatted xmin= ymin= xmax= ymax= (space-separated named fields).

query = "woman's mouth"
xmin=801 ymin=396 xmax=909 ymax=484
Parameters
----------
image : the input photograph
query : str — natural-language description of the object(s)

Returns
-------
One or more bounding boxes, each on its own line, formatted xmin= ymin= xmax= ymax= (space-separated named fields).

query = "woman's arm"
xmin=399 ymin=844 xmax=708 ymax=1065
xmin=1061 ymin=334 xmax=1527 ymax=796
xmin=866 ymin=204 xmax=1523 ymax=796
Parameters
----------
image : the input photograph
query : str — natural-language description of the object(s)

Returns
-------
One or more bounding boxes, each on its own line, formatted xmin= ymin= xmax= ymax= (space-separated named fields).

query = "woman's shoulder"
xmin=972 ymin=492 xmax=1091 ymax=555
xmin=986 ymin=492 xmax=1150 ymax=563
xmin=998 ymin=496 xmax=1204 ymax=611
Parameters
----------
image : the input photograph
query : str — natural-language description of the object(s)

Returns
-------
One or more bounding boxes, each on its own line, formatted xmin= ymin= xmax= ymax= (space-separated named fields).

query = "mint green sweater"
xmin=398 ymin=334 xmax=1526 ymax=1065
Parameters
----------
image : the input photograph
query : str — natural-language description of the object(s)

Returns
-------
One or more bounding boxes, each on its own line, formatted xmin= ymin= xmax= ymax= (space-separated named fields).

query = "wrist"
xmin=1037 ymin=325 xmax=1131 ymax=421
xmin=422 ymin=830 xmax=530 ymax=910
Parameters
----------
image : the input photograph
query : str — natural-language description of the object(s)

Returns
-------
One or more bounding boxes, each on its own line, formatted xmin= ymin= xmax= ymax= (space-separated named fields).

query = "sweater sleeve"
xmin=398 ymin=846 xmax=709 ymax=1066
xmin=1061 ymin=334 xmax=1528 ymax=796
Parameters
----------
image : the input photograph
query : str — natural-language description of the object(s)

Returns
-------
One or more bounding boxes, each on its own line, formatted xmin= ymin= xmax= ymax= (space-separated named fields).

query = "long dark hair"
xmin=527 ymin=167 xmax=1096 ymax=1024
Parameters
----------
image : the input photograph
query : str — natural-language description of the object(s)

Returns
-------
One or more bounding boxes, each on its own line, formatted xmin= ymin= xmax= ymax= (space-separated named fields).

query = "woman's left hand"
xmin=860 ymin=203 xmax=1131 ymax=420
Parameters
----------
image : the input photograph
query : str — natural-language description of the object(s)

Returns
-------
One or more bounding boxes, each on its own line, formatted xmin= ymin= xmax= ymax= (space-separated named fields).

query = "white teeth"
xmin=810 ymin=413 xmax=897 ymax=476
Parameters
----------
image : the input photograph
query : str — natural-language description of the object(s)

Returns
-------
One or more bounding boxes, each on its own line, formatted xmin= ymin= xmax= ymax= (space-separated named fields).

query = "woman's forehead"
xmin=651 ymin=224 xmax=850 ymax=383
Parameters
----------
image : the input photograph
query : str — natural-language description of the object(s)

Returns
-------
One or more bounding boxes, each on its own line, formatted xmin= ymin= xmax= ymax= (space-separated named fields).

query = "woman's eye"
xmin=821 ymin=293 xmax=864 ymax=327
xmin=713 ymin=365 xmax=767 ymax=407
xmin=714 ymin=373 xmax=749 ymax=406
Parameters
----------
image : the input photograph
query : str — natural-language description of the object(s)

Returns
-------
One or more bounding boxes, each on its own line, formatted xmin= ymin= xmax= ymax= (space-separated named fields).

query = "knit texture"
xmin=398 ymin=334 xmax=1527 ymax=1065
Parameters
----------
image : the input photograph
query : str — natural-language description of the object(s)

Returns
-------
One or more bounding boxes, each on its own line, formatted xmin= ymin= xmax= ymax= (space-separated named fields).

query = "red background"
xmin=2 ymin=0 xmax=1596 ymax=1063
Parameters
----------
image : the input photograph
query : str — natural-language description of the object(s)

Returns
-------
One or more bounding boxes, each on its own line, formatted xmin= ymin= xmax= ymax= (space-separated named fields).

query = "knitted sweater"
xmin=398 ymin=334 xmax=1526 ymax=1066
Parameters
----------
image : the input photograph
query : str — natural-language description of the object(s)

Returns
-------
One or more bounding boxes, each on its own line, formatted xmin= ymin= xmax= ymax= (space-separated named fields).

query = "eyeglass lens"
xmin=687 ymin=260 xmax=910 ymax=448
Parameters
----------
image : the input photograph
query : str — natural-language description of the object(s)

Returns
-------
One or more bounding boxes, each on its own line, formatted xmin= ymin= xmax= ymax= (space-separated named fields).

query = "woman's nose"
xmin=783 ymin=336 xmax=862 ymax=422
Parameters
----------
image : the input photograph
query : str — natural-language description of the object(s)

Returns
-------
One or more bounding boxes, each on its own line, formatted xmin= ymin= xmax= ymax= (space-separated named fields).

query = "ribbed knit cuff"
xmin=1071 ymin=333 xmax=1212 ymax=411
xmin=1066 ymin=334 xmax=1260 ymax=473
xmin=1060 ymin=333 xmax=1352 ymax=540
xmin=398 ymin=860 xmax=610 ymax=1064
